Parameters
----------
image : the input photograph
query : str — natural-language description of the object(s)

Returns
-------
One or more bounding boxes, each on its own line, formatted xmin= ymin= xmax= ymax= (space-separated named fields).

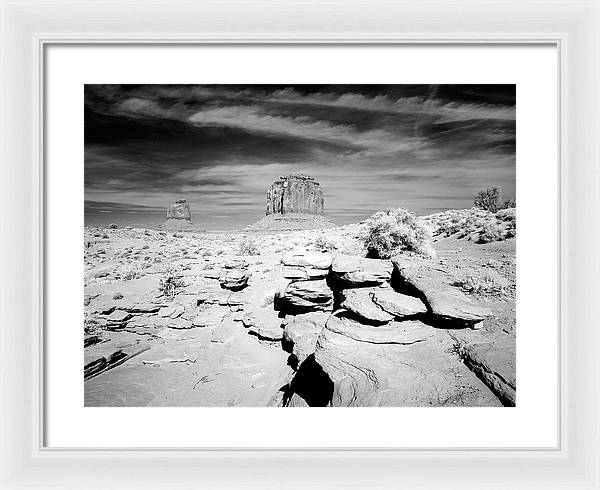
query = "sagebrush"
xmin=237 ymin=238 xmax=260 ymax=256
xmin=362 ymin=208 xmax=435 ymax=259
xmin=452 ymin=272 xmax=509 ymax=297
xmin=158 ymin=265 xmax=185 ymax=299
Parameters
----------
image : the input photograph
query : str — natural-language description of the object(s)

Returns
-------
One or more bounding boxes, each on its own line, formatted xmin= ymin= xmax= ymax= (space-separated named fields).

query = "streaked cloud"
xmin=84 ymin=84 xmax=516 ymax=229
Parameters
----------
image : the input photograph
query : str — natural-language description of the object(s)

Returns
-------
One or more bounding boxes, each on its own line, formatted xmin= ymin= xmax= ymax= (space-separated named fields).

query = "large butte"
xmin=163 ymin=199 xmax=194 ymax=231
xmin=247 ymin=174 xmax=335 ymax=231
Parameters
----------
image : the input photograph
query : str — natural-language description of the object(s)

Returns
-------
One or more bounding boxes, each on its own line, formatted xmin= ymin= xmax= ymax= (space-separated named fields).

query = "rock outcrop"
xmin=164 ymin=200 xmax=193 ymax=231
xmin=391 ymin=258 xmax=491 ymax=328
xmin=266 ymin=174 xmax=324 ymax=216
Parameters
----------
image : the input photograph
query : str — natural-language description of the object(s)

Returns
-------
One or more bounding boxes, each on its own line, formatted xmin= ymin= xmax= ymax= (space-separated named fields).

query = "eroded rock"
xmin=281 ymin=250 xmax=332 ymax=280
xmin=313 ymin=314 xmax=501 ymax=407
xmin=279 ymin=279 xmax=333 ymax=312
xmin=266 ymin=174 xmax=324 ymax=216
xmin=242 ymin=308 xmax=285 ymax=341
xmin=392 ymin=259 xmax=491 ymax=327
xmin=370 ymin=289 xmax=427 ymax=318
xmin=164 ymin=199 xmax=193 ymax=231
xmin=340 ymin=289 xmax=394 ymax=324
xmin=331 ymin=254 xmax=392 ymax=286
xmin=282 ymin=312 xmax=329 ymax=364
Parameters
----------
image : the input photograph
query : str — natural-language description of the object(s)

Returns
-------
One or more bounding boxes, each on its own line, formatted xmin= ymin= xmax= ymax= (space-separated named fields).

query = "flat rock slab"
xmin=392 ymin=258 xmax=490 ymax=327
xmin=340 ymin=289 xmax=394 ymax=324
xmin=314 ymin=318 xmax=502 ymax=407
xmin=325 ymin=314 xmax=434 ymax=345
xmin=282 ymin=265 xmax=328 ymax=280
xmin=283 ymin=312 xmax=329 ymax=364
xmin=192 ymin=307 xmax=230 ymax=328
xmin=242 ymin=307 xmax=285 ymax=341
xmin=280 ymin=279 xmax=333 ymax=312
xmin=124 ymin=303 xmax=163 ymax=313
xmin=331 ymin=254 xmax=392 ymax=286
xmin=282 ymin=250 xmax=332 ymax=269
xmin=158 ymin=305 xmax=185 ymax=319
xmin=370 ymin=289 xmax=427 ymax=318
xmin=105 ymin=310 xmax=132 ymax=322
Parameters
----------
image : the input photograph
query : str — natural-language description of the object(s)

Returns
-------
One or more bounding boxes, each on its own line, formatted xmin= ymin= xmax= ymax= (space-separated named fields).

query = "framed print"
xmin=1 ymin=0 xmax=599 ymax=489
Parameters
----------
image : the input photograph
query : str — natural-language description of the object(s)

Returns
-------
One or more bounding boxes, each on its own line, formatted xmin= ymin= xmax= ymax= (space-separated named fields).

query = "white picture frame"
xmin=1 ymin=0 xmax=598 ymax=488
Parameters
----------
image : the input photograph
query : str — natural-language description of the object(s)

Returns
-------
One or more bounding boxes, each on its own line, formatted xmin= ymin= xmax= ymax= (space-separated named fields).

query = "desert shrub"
xmin=312 ymin=234 xmax=338 ymax=253
xmin=501 ymin=198 xmax=516 ymax=209
xmin=474 ymin=187 xmax=501 ymax=212
xmin=362 ymin=208 xmax=435 ymax=259
xmin=108 ymin=223 xmax=118 ymax=229
xmin=453 ymin=272 xmax=508 ymax=297
xmin=84 ymin=311 xmax=102 ymax=336
xmin=496 ymin=208 xmax=516 ymax=222
xmin=119 ymin=264 xmax=144 ymax=280
xmin=158 ymin=265 xmax=185 ymax=299
xmin=237 ymin=238 xmax=260 ymax=256
xmin=477 ymin=221 xmax=503 ymax=244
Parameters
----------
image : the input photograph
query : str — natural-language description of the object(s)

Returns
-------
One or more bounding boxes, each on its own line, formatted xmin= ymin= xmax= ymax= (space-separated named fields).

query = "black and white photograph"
xmin=84 ymin=84 xmax=516 ymax=407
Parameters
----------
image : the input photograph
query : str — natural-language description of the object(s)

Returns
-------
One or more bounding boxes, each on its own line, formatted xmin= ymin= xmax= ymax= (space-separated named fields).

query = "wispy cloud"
xmin=187 ymin=105 xmax=421 ymax=152
xmin=267 ymin=88 xmax=516 ymax=122
xmin=84 ymin=84 xmax=516 ymax=229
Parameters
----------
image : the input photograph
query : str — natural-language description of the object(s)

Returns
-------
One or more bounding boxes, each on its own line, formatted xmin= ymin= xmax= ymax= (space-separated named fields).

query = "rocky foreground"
xmin=84 ymin=210 xmax=516 ymax=407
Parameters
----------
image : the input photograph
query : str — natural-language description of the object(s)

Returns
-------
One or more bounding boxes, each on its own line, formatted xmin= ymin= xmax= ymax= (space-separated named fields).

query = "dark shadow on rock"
xmin=285 ymin=354 xmax=333 ymax=407
xmin=286 ymin=354 xmax=299 ymax=371
xmin=419 ymin=312 xmax=482 ymax=330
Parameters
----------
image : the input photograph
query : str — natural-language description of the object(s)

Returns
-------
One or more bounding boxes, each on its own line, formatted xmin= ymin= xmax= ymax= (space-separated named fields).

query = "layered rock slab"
xmin=279 ymin=279 xmax=333 ymax=312
xmin=340 ymin=289 xmax=394 ymax=324
xmin=331 ymin=254 xmax=392 ymax=287
xmin=370 ymin=289 xmax=427 ymax=318
xmin=281 ymin=250 xmax=332 ymax=280
xmin=392 ymin=258 xmax=491 ymax=328
xmin=313 ymin=314 xmax=501 ymax=407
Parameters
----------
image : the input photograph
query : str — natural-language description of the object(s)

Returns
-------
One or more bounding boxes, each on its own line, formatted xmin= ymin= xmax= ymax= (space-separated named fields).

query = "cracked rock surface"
xmin=84 ymin=221 xmax=515 ymax=407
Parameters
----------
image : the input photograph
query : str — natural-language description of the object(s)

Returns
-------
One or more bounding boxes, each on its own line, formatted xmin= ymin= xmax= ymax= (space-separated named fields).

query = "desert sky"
xmin=85 ymin=84 xmax=516 ymax=229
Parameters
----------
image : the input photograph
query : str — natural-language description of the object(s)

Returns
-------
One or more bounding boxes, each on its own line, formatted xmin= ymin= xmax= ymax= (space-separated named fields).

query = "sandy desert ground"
xmin=84 ymin=208 xmax=516 ymax=407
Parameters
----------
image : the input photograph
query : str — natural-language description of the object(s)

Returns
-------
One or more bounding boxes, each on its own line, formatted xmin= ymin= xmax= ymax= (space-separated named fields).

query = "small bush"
xmin=453 ymin=272 xmax=508 ymax=297
xmin=237 ymin=238 xmax=260 ymax=256
xmin=362 ymin=208 xmax=435 ymax=259
xmin=478 ymin=222 xmax=503 ymax=244
xmin=500 ymin=198 xmax=516 ymax=210
xmin=312 ymin=234 xmax=338 ymax=253
xmin=119 ymin=264 xmax=144 ymax=280
xmin=474 ymin=187 xmax=501 ymax=212
xmin=158 ymin=265 xmax=185 ymax=300
xmin=84 ymin=311 xmax=102 ymax=336
xmin=108 ymin=223 xmax=118 ymax=229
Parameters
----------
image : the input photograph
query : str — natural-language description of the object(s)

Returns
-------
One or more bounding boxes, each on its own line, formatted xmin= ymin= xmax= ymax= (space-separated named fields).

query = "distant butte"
xmin=266 ymin=174 xmax=324 ymax=216
xmin=163 ymin=199 xmax=193 ymax=231
xmin=248 ymin=174 xmax=334 ymax=231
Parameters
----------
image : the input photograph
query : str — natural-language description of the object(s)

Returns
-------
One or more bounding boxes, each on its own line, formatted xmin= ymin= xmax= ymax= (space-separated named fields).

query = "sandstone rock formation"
xmin=391 ymin=258 xmax=491 ymax=328
xmin=266 ymin=174 xmax=324 ymax=216
xmin=220 ymin=260 xmax=251 ymax=291
xmin=164 ymin=200 xmax=193 ymax=231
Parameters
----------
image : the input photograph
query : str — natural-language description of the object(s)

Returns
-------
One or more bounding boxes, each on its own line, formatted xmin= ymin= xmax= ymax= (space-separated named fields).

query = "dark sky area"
xmin=84 ymin=84 xmax=516 ymax=229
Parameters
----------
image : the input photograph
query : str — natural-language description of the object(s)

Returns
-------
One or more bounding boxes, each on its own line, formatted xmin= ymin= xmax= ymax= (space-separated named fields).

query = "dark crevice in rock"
xmin=420 ymin=312 xmax=481 ymax=330
xmin=390 ymin=266 xmax=430 ymax=304
xmin=462 ymin=358 xmax=515 ymax=407
xmin=282 ymin=354 xmax=333 ymax=407
xmin=335 ymin=308 xmax=390 ymax=327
